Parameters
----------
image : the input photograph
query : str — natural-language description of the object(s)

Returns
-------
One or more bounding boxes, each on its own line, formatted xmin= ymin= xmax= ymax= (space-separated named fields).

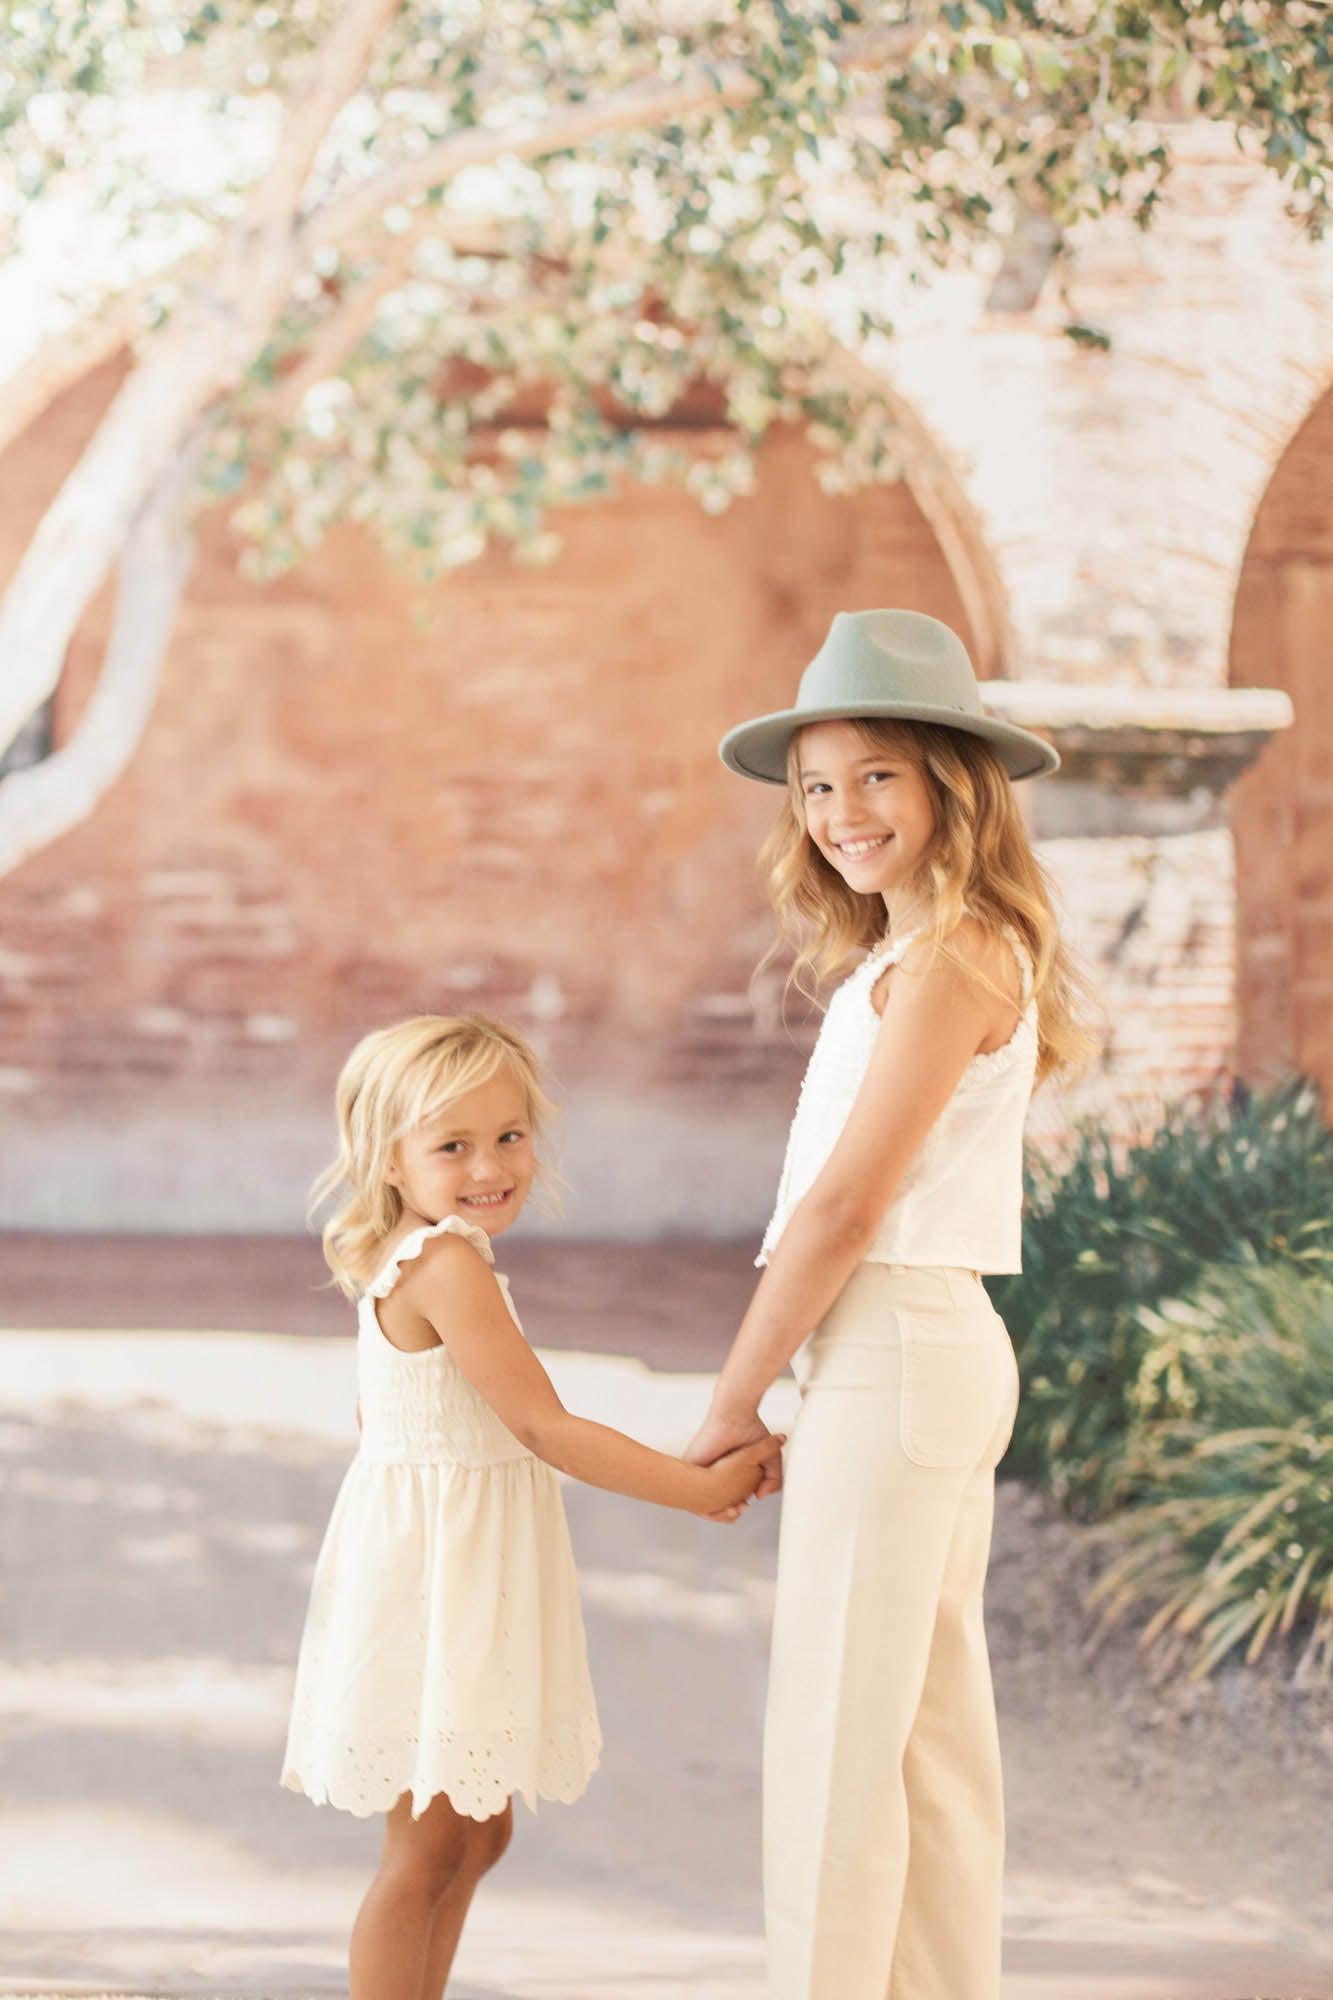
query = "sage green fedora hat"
xmin=719 ymin=608 xmax=1060 ymax=783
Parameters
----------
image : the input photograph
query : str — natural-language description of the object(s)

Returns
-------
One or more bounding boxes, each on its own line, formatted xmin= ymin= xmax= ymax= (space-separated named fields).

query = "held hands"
xmin=685 ymin=1409 xmax=786 ymax=1524
xmin=692 ymin=1431 xmax=786 ymax=1523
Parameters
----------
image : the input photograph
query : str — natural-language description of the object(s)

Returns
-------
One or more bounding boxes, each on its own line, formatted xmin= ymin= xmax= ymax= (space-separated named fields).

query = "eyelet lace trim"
xmin=282 ymin=1711 xmax=603 ymax=1821
xmin=364 ymin=1214 xmax=495 ymax=1299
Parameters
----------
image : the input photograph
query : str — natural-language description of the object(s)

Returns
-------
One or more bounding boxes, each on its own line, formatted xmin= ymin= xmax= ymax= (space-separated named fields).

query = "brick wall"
xmin=1029 ymin=827 xmax=1237 ymax=1147
xmin=0 ymin=358 xmax=977 ymax=1233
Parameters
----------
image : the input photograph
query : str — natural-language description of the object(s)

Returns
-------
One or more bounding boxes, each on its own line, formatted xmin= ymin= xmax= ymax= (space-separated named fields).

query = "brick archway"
xmin=1230 ymin=387 xmax=1333 ymax=1112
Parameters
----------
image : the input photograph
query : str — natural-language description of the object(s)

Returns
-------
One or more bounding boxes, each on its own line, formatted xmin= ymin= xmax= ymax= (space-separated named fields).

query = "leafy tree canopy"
xmin=3 ymin=0 xmax=1330 ymax=580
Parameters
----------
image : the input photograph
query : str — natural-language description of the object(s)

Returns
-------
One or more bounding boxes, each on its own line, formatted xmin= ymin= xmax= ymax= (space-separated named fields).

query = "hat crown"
xmin=797 ymin=609 xmax=982 ymax=720
xmin=716 ymin=603 xmax=1059 ymax=785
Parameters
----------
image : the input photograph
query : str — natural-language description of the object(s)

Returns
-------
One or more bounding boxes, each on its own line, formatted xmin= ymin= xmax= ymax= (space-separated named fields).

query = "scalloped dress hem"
xmin=280 ymin=1725 xmax=603 ymax=1822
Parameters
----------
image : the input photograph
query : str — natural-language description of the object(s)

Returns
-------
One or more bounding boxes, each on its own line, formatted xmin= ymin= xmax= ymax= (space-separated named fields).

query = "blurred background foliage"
xmin=989 ymin=1079 xmax=1333 ymax=1676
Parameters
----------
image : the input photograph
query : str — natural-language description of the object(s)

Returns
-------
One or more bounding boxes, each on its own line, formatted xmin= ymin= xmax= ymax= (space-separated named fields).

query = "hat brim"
xmin=718 ymin=701 xmax=1060 ymax=785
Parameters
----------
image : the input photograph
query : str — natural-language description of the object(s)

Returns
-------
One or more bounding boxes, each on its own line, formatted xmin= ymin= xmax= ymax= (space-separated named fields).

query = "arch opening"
xmin=1229 ymin=386 xmax=1333 ymax=1115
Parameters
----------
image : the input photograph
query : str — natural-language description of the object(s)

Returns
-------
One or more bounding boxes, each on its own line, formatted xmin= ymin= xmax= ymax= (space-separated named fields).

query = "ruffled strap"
xmin=999 ymin=923 xmax=1036 ymax=1005
xmin=364 ymin=1213 xmax=495 ymax=1299
xmin=864 ymin=923 xmax=926 ymax=975
xmin=882 ymin=911 xmax=1035 ymax=1004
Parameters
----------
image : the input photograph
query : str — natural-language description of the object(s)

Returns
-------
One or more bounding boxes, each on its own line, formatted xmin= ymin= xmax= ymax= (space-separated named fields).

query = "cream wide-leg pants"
xmin=763 ymin=1262 xmax=1020 ymax=2000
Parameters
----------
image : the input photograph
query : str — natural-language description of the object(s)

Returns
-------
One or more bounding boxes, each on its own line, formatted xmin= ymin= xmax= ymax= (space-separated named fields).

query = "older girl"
xmin=687 ymin=609 xmax=1095 ymax=2000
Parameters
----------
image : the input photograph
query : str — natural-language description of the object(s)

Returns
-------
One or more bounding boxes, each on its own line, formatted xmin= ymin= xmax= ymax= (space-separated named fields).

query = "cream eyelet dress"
xmin=759 ymin=923 xmax=1033 ymax=2000
xmin=281 ymin=1214 xmax=602 ymax=1822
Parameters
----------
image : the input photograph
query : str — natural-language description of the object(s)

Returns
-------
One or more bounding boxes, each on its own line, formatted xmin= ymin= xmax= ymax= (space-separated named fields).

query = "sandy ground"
xmin=0 ymin=1304 xmax=1330 ymax=1999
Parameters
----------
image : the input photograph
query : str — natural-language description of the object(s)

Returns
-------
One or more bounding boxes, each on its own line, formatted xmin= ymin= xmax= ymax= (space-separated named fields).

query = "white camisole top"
xmin=757 ymin=922 xmax=1037 ymax=1276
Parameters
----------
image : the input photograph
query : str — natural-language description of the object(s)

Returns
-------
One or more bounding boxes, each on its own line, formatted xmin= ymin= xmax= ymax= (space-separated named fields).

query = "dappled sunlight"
xmin=451 ymin=1884 xmax=766 ymax=1998
xmin=578 ymin=1566 xmax=772 ymax=1636
xmin=0 ymin=1334 xmax=783 ymax=1991
xmin=0 ymin=1803 xmax=360 ymax=1931
xmin=4 ymin=1329 xmax=1331 ymax=1995
xmin=6 ymin=1462 xmax=201 ymax=1511
xmin=0 ymin=1327 xmax=798 ymax=1453
xmin=0 ymin=1329 xmax=359 ymax=1441
xmin=0 ymin=1657 xmax=291 ymax=1741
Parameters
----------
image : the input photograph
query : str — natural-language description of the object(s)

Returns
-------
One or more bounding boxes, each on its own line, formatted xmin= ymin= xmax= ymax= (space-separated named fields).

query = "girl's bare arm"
xmin=404 ymin=1237 xmax=781 ymax=1516
xmin=700 ymin=929 xmax=1013 ymax=1434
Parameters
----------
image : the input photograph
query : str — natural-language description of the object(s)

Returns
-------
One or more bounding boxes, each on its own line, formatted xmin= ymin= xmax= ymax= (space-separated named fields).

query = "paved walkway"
xmin=1 ymin=1317 xmax=1328 ymax=1999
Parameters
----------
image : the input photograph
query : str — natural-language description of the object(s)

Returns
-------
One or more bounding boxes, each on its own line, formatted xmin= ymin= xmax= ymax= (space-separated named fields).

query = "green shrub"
xmin=986 ymin=1079 xmax=1333 ymax=1511
xmin=1088 ymin=1265 xmax=1333 ymax=1677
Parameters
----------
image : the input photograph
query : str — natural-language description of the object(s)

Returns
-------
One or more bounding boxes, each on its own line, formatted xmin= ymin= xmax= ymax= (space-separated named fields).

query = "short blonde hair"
xmin=761 ymin=719 xmax=1100 ymax=1084
xmin=310 ymin=1012 xmax=556 ymax=1297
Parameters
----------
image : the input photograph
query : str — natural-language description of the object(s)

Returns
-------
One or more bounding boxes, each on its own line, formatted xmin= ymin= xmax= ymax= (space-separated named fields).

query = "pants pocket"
xmin=899 ymin=1311 xmax=1011 ymax=1470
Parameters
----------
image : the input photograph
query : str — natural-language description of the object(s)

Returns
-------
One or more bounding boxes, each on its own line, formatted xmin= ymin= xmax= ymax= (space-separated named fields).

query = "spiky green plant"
xmin=1088 ymin=1266 xmax=1333 ymax=1678
xmin=987 ymin=1078 xmax=1333 ymax=1511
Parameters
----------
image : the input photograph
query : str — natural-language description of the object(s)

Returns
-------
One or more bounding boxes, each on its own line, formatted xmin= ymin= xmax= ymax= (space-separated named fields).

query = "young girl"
xmin=686 ymin=609 xmax=1096 ymax=2000
xmin=281 ymin=1012 xmax=781 ymax=2000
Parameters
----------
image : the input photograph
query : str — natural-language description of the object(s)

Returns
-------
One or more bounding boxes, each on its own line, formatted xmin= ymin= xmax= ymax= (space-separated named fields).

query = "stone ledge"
xmin=982 ymin=681 xmax=1293 ymax=813
xmin=982 ymin=681 xmax=1294 ymax=735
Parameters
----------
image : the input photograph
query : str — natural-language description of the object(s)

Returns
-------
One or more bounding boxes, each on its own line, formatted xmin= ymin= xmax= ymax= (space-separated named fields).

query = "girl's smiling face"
xmin=796 ymin=719 xmax=936 ymax=906
xmin=387 ymin=1066 xmax=536 ymax=1238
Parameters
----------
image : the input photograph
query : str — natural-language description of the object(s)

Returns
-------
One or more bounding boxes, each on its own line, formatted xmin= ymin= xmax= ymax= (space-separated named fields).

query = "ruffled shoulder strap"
xmin=999 ymin=923 xmax=1036 ymax=1005
xmin=364 ymin=1213 xmax=495 ymax=1299
xmin=863 ymin=923 xmax=927 ymax=977
xmin=954 ymin=904 xmax=1035 ymax=1006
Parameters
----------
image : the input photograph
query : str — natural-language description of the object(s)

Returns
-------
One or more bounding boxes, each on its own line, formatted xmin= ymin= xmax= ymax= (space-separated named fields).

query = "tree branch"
xmin=298 ymin=25 xmax=921 ymax=255
xmin=0 ymin=442 xmax=199 ymax=874
xmin=260 ymin=217 xmax=519 ymax=420
xmin=0 ymin=211 xmax=509 ymax=460
xmin=217 ymin=0 xmax=407 ymax=277
xmin=0 ymin=248 xmax=217 ymax=458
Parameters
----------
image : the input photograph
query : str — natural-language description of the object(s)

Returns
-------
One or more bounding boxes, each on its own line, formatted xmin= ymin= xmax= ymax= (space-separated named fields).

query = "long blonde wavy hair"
xmin=760 ymin=718 xmax=1099 ymax=1084
xmin=310 ymin=1012 xmax=557 ymax=1298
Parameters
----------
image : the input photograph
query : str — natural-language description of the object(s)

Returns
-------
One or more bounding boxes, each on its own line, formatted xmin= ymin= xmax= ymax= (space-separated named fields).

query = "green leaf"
xmin=990 ymin=36 xmax=1024 ymax=81
xmin=1063 ymin=322 xmax=1112 ymax=351
xmin=1032 ymin=43 xmax=1067 ymax=92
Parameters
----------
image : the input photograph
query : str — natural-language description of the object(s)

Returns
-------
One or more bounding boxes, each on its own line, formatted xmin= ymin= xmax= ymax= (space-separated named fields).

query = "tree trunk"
xmin=0 ymin=0 xmax=405 ymax=762
xmin=0 ymin=443 xmax=199 ymax=874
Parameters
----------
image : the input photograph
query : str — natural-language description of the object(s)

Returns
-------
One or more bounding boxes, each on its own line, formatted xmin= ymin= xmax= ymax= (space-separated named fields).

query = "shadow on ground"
xmin=1 ymin=1401 xmax=774 ymax=1930
xmin=5 ymin=1356 xmax=1333 ymax=1998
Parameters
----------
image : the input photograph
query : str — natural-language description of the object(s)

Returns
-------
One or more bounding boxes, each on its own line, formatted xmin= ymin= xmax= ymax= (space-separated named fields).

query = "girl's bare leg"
xmin=420 ymin=1802 xmax=513 ymax=2000
xmin=349 ymin=1790 xmax=471 ymax=2000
